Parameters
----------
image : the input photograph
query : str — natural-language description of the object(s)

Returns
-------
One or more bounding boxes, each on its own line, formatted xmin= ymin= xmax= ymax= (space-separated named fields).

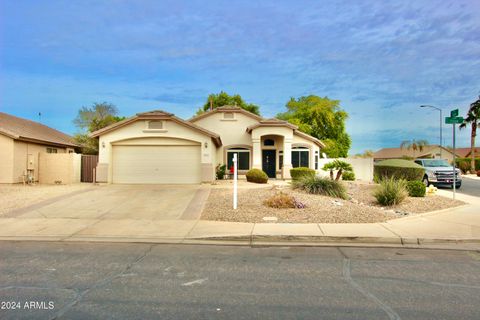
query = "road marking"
xmin=181 ymin=278 xmax=208 ymax=286
xmin=343 ymin=259 xmax=401 ymax=320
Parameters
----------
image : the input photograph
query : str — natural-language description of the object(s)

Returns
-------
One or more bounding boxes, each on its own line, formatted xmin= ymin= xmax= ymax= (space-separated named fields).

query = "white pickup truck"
xmin=414 ymin=159 xmax=461 ymax=189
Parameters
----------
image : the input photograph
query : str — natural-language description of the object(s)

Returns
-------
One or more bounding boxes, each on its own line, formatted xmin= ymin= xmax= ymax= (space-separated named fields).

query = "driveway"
xmin=5 ymin=185 xmax=207 ymax=220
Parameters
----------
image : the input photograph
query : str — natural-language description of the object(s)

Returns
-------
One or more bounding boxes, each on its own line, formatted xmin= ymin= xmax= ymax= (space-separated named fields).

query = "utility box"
xmin=27 ymin=154 xmax=35 ymax=170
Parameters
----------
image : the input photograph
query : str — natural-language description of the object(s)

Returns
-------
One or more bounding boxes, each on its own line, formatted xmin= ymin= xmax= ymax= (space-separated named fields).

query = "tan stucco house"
xmin=0 ymin=112 xmax=77 ymax=183
xmin=373 ymin=145 xmax=457 ymax=163
xmin=91 ymin=106 xmax=324 ymax=184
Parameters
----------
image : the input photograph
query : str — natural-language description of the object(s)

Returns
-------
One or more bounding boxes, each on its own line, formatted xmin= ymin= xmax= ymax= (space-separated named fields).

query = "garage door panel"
xmin=112 ymin=145 xmax=201 ymax=184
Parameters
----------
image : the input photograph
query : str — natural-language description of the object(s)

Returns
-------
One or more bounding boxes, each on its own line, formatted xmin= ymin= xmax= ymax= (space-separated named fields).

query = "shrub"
xmin=406 ymin=180 xmax=426 ymax=197
xmin=263 ymin=192 xmax=306 ymax=209
xmin=374 ymin=159 xmax=424 ymax=181
xmin=342 ymin=171 xmax=355 ymax=181
xmin=290 ymin=167 xmax=316 ymax=181
xmin=292 ymin=176 xmax=348 ymax=199
xmin=455 ymin=158 xmax=480 ymax=173
xmin=215 ymin=164 xmax=226 ymax=180
xmin=246 ymin=168 xmax=268 ymax=184
xmin=477 ymin=170 xmax=480 ymax=177
xmin=374 ymin=177 xmax=408 ymax=206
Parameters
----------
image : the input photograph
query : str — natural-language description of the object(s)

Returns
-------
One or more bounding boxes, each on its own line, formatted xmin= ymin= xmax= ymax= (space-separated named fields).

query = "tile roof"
xmin=0 ymin=112 xmax=77 ymax=147
xmin=453 ymin=147 xmax=480 ymax=158
xmin=90 ymin=110 xmax=222 ymax=147
xmin=373 ymin=145 xmax=456 ymax=159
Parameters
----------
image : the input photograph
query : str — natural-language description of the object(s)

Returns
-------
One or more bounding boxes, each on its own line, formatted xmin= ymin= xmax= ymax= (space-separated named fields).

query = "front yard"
xmin=201 ymin=181 xmax=465 ymax=223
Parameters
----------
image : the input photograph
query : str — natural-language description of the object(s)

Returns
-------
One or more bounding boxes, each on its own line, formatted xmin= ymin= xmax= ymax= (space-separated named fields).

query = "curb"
xmin=1 ymin=235 xmax=480 ymax=250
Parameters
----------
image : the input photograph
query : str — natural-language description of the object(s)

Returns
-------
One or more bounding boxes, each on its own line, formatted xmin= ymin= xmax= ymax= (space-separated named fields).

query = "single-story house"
xmin=0 ymin=112 xmax=78 ymax=183
xmin=373 ymin=145 xmax=457 ymax=163
xmin=454 ymin=147 xmax=480 ymax=158
xmin=91 ymin=106 xmax=324 ymax=184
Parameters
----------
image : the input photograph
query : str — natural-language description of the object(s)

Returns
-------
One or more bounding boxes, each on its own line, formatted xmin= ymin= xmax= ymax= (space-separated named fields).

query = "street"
xmin=1 ymin=242 xmax=480 ymax=320
xmin=455 ymin=176 xmax=480 ymax=197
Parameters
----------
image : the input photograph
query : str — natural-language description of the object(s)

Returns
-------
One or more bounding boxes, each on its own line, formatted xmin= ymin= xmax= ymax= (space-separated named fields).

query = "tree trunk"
xmin=329 ymin=170 xmax=334 ymax=180
xmin=471 ymin=122 xmax=477 ymax=172
xmin=335 ymin=169 xmax=343 ymax=181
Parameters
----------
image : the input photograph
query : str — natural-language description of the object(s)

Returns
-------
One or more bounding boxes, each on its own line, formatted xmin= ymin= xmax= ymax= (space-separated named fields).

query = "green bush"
xmin=374 ymin=177 xmax=408 ymax=206
xmin=215 ymin=164 xmax=226 ymax=180
xmin=292 ymin=176 xmax=348 ymax=199
xmin=342 ymin=171 xmax=355 ymax=181
xmin=374 ymin=159 xmax=424 ymax=181
xmin=406 ymin=180 xmax=426 ymax=197
xmin=455 ymin=158 xmax=480 ymax=173
xmin=246 ymin=168 xmax=268 ymax=184
xmin=290 ymin=167 xmax=316 ymax=181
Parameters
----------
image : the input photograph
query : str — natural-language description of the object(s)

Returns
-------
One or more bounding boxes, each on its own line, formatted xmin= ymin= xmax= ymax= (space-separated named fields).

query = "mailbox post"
xmin=233 ymin=153 xmax=238 ymax=209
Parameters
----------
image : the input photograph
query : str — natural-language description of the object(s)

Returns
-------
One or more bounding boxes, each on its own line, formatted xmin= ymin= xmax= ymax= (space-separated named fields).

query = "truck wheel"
xmin=422 ymin=176 xmax=429 ymax=187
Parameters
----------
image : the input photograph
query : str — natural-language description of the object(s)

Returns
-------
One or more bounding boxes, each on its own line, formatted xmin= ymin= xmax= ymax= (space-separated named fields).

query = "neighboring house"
xmin=0 ymin=112 xmax=77 ymax=183
xmin=373 ymin=145 xmax=457 ymax=163
xmin=454 ymin=147 xmax=480 ymax=158
xmin=91 ymin=106 xmax=324 ymax=184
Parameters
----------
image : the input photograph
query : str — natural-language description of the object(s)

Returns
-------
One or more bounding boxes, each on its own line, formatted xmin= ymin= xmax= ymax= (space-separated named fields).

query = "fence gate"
xmin=81 ymin=155 xmax=99 ymax=182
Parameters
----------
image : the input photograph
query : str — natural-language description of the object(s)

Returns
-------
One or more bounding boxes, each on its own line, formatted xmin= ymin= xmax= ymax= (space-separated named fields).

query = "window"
xmin=223 ymin=112 xmax=234 ymax=119
xmin=315 ymin=155 xmax=319 ymax=170
xmin=227 ymin=149 xmax=250 ymax=170
xmin=46 ymin=148 xmax=57 ymax=153
xmin=264 ymin=139 xmax=275 ymax=146
xmin=148 ymin=120 xmax=164 ymax=129
xmin=292 ymin=148 xmax=309 ymax=168
xmin=279 ymin=151 xmax=283 ymax=169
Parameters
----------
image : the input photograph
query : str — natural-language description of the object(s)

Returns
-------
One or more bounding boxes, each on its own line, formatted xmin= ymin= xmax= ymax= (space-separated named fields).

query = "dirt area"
xmin=201 ymin=182 xmax=465 ymax=223
xmin=0 ymin=183 xmax=94 ymax=215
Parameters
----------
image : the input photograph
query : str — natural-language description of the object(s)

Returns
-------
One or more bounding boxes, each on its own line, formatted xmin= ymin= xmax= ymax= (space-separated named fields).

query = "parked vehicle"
xmin=414 ymin=159 xmax=462 ymax=188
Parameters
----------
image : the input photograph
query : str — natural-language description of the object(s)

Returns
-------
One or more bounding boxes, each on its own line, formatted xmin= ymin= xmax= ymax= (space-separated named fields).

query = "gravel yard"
xmin=201 ymin=182 xmax=465 ymax=223
xmin=0 ymin=183 xmax=94 ymax=215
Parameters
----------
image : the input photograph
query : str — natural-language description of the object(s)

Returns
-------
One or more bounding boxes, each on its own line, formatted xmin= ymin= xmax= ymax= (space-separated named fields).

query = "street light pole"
xmin=420 ymin=105 xmax=443 ymax=158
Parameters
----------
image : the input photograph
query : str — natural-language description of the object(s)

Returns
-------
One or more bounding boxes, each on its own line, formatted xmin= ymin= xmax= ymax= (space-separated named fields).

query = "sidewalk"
xmin=0 ymin=188 xmax=478 ymax=250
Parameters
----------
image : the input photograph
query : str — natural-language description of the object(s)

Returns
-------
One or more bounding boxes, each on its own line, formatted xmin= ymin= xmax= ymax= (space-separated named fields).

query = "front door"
xmin=262 ymin=150 xmax=276 ymax=178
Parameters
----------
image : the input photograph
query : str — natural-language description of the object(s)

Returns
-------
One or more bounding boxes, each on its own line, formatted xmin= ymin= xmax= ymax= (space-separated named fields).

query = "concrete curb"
xmin=3 ymin=234 xmax=478 ymax=250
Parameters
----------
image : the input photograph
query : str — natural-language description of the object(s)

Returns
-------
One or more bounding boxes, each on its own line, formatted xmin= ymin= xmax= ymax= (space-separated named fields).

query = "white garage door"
xmin=112 ymin=145 xmax=201 ymax=184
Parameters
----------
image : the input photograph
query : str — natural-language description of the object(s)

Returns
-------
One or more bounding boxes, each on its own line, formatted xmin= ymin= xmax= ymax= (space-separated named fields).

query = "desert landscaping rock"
xmin=201 ymin=182 xmax=465 ymax=223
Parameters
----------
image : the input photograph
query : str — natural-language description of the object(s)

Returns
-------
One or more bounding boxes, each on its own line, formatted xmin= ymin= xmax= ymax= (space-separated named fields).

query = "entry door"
xmin=262 ymin=150 xmax=276 ymax=178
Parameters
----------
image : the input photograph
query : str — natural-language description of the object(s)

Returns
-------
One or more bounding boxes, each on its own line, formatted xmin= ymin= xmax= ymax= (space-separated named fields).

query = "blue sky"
xmin=1 ymin=0 xmax=479 ymax=154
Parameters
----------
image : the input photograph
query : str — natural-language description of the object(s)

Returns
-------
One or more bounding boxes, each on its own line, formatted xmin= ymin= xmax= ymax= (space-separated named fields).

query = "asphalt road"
xmin=438 ymin=176 xmax=480 ymax=197
xmin=1 ymin=242 xmax=480 ymax=320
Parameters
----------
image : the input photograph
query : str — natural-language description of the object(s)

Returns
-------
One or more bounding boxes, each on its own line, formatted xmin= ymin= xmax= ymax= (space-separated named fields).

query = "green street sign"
xmin=450 ymin=109 xmax=459 ymax=117
xmin=445 ymin=116 xmax=464 ymax=124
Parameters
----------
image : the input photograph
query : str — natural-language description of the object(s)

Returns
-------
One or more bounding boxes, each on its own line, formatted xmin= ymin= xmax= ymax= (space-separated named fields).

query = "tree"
xmin=196 ymin=91 xmax=260 ymax=115
xmin=73 ymin=102 xmax=125 ymax=154
xmin=399 ymin=139 xmax=429 ymax=159
xmin=459 ymin=96 xmax=480 ymax=172
xmin=277 ymin=95 xmax=351 ymax=157
xmin=353 ymin=149 xmax=374 ymax=158
xmin=322 ymin=160 xmax=353 ymax=181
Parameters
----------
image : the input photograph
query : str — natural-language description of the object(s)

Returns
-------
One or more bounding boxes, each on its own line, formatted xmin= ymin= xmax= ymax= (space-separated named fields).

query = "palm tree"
xmin=399 ymin=139 xmax=429 ymax=159
xmin=460 ymin=96 xmax=480 ymax=172
xmin=322 ymin=160 xmax=353 ymax=181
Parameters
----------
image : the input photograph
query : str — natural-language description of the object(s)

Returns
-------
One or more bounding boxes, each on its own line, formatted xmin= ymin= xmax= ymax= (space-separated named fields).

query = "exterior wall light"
xmin=204 ymin=142 xmax=208 ymax=148
xmin=102 ymin=141 xmax=105 ymax=148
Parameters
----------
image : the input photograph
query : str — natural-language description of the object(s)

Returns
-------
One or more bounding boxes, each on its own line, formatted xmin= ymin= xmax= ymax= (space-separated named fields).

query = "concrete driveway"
xmin=6 ymin=185 xmax=207 ymax=220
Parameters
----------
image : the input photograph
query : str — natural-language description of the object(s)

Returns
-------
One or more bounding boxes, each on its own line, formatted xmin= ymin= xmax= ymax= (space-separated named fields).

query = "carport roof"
xmin=90 ymin=110 xmax=222 ymax=146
